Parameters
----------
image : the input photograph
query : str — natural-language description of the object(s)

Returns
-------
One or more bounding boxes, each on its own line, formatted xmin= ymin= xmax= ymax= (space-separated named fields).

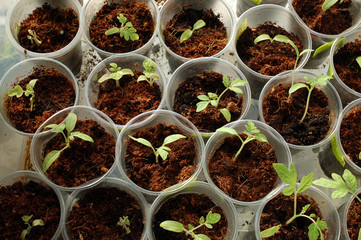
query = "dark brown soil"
xmin=67 ymin=187 xmax=144 ymax=240
xmin=125 ymin=123 xmax=196 ymax=191
xmin=173 ymin=71 xmax=244 ymax=132
xmin=347 ymin=193 xmax=361 ymax=239
xmin=95 ymin=71 xmax=162 ymax=125
xmin=6 ymin=68 xmax=75 ymax=133
xmin=18 ymin=3 xmax=79 ymax=53
xmin=334 ymin=39 xmax=361 ymax=93
xmin=262 ymin=83 xmax=330 ymax=145
xmin=89 ymin=1 xmax=154 ymax=53
xmin=0 ymin=180 xmax=60 ymax=240
xmin=43 ymin=119 xmax=115 ymax=187
xmin=209 ymin=134 xmax=278 ymax=202
xmin=153 ymin=193 xmax=228 ymax=240
xmin=164 ymin=7 xmax=228 ymax=58
xmin=236 ymin=23 xmax=304 ymax=76
xmin=260 ymin=194 xmax=327 ymax=240
xmin=292 ymin=0 xmax=353 ymax=35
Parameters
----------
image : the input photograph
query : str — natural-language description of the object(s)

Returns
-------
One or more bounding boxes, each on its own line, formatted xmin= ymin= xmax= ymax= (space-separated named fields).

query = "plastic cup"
xmin=340 ymin=187 xmax=361 ymax=240
xmin=236 ymin=0 xmax=288 ymax=16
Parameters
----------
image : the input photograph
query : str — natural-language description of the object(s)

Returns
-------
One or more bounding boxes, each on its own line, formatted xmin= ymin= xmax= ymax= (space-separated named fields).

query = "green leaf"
xmin=330 ymin=135 xmax=345 ymax=166
xmin=216 ymin=127 xmax=239 ymax=136
xmin=245 ymin=121 xmax=257 ymax=133
xmin=197 ymin=95 xmax=210 ymax=101
xmin=237 ymin=18 xmax=248 ymax=38
xmin=229 ymin=87 xmax=244 ymax=94
xmin=163 ymin=134 xmax=186 ymax=146
xmin=98 ymin=73 xmax=114 ymax=83
xmin=208 ymin=92 xmax=218 ymax=99
xmin=222 ymin=75 xmax=231 ymax=87
xmin=180 ymin=29 xmax=193 ymax=43
xmin=196 ymin=101 xmax=209 ymax=112
xmin=143 ymin=58 xmax=157 ymax=71
xmin=297 ymin=172 xmax=314 ymax=194
xmin=314 ymin=75 xmax=332 ymax=86
xmin=129 ymin=136 xmax=154 ymax=149
xmin=308 ymin=222 xmax=319 ymax=240
xmin=317 ymin=218 xmax=328 ymax=230
xmin=157 ymin=148 xmax=169 ymax=161
xmin=230 ymin=78 xmax=247 ymax=87
xmin=121 ymin=68 xmax=135 ymax=76
xmin=105 ymin=27 xmax=120 ymax=36
xmin=20 ymin=229 xmax=28 ymax=240
xmin=130 ymin=32 xmax=139 ymax=41
xmin=206 ymin=211 xmax=221 ymax=224
xmin=358 ymin=228 xmax=361 ymax=240
xmin=188 ymin=224 xmax=194 ymax=231
xmin=301 ymin=204 xmax=311 ymax=214
xmin=210 ymin=100 xmax=218 ymax=107
xmin=193 ymin=20 xmax=206 ymax=31
xmin=204 ymin=223 xmax=213 ymax=229
xmin=65 ymin=113 xmax=77 ymax=133
xmin=43 ymin=150 xmax=62 ymax=172
xmin=195 ymin=234 xmax=211 ymax=240
xmin=260 ymin=225 xmax=281 ymax=238
xmin=313 ymin=178 xmax=338 ymax=189
xmin=332 ymin=188 xmax=349 ymax=198
xmin=32 ymin=219 xmax=45 ymax=227
xmin=273 ymin=35 xmax=291 ymax=44
xmin=356 ymin=56 xmax=361 ymax=68
xmin=45 ymin=123 xmax=65 ymax=134
xmin=343 ymin=169 xmax=357 ymax=192
xmin=289 ymin=83 xmax=307 ymax=94
xmin=199 ymin=216 xmax=205 ymax=225
xmin=313 ymin=41 xmax=333 ymax=57
xmin=117 ymin=14 xmax=127 ymax=24
xmin=70 ymin=132 xmax=94 ymax=143
xmin=160 ymin=220 xmax=185 ymax=233
xmin=254 ymin=133 xmax=268 ymax=143
xmin=220 ymin=108 xmax=231 ymax=122
xmin=300 ymin=49 xmax=314 ymax=57
xmin=254 ymin=34 xmax=272 ymax=44
xmin=28 ymin=79 xmax=37 ymax=89
xmin=250 ymin=0 xmax=262 ymax=3
xmin=282 ymin=185 xmax=296 ymax=196
xmin=22 ymin=215 xmax=33 ymax=223
xmin=8 ymin=85 xmax=24 ymax=98
xmin=322 ymin=0 xmax=339 ymax=11
xmin=273 ymin=163 xmax=297 ymax=186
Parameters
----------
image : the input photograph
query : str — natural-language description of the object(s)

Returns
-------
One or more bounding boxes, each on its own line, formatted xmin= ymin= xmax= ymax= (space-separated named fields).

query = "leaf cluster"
xmin=8 ymin=79 xmax=38 ymax=111
xmin=98 ymin=63 xmax=134 ymax=87
xmin=21 ymin=215 xmax=45 ymax=240
xmin=27 ymin=29 xmax=42 ymax=46
xmin=322 ymin=0 xmax=344 ymax=11
xmin=117 ymin=216 xmax=131 ymax=235
xmin=105 ymin=14 xmax=139 ymax=41
xmin=137 ymin=59 xmax=159 ymax=87
xmin=180 ymin=20 xmax=206 ymax=43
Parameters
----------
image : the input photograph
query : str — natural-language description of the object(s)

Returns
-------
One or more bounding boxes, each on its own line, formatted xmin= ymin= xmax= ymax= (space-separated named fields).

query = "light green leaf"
xmin=45 ymin=123 xmax=65 ymax=134
xmin=356 ymin=56 xmax=361 ymax=68
xmin=208 ymin=92 xmax=218 ymax=99
xmin=343 ymin=169 xmax=357 ymax=192
xmin=180 ymin=29 xmax=193 ymax=43
xmin=163 ymin=134 xmax=186 ymax=146
xmin=313 ymin=41 xmax=333 ymax=57
xmin=43 ymin=150 xmax=62 ymax=172
xmin=204 ymin=223 xmax=213 ymax=229
xmin=273 ymin=35 xmax=291 ymax=44
xmin=300 ymin=49 xmax=314 ymax=57
xmin=197 ymin=95 xmax=210 ymax=101
xmin=193 ymin=20 xmax=206 ymax=31
xmin=188 ymin=224 xmax=194 ymax=231
xmin=65 ymin=113 xmax=77 ymax=133
xmin=216 ymin=127 xmax=239 ymax=136
xmin=71 ymin=132 xmax=94 ymax=143
xmin=331 ymin=188 xmax=349 ymax=198
xmin=130 ymin=32 xmax=139 ymax=41
xmin=358 ymin=228 xmax=361 ymax=240
xmin=330 ymin=135 xmax=344 ymax=166
xmin=8 ymin=85 xmax=24 ymax=98
xmin=314 ymin=75 xmax=332 ymax=86
xmin=231 ymin=78 xmax=247 ymax=87
xmin=98 ymin=73 xmax=114 ymax=83
xmin=160 ymin=220 xmax=185 ymax=233
xmin=20 ymin=229 xmax=28 ymax=240
xmin=308 ymin=222 xmax=319 ymax=240
xmin=117 ymin=14 xmax=127 ymax=24
xmin=273 ymin=163 xmax=297 ymax=186
xmin=158 ymin=148 xmax=169 ymax=161
xmin=32 ymin=219 xmax=45 ymax=226
xmin=206 ymin=211 xmax=221 ymax=224
xmin=297 ymin=172 xmax=314 ymax=194
xmin=195 ymin=234 xmax=211 ymax=240
xmin=144 ymin=58 xmax=157 ymax=71
xmin=313 ymin=178 xmax=338 ymax=189
xmin=310 ymin=213 xmax=316 ymax=218
xmin=229 ymin=86 xmax=243 ymax=94
xmin=105 ymin=27 xmax=120 ymax=36
xmin=196 ymin=101 xmax=209 ymax=112
xmin=237 ymin=18 xmax=248 ymax=39
xmin=121 ymin=68 xmax=135 ymax=76
xmin=328 ymin=65 xmax=334 ymax=77
xmin=250 ymin=0 xmax=262 ymax=3
xmin=301 ymin=204 xmax=311 ymax=214
xmin=22 ymin=215 xmax=33 ymax=223
xmin=260 ymin=225 xmax=281 ymax=238
xmin=222 ymin=75 xmax=231 ymax=87
xmin=304 ymin=76 xmax=314 ymax=84
xmin=245 ymin=121 xmax=257 ymax=133
xmin=210 ymin=100 xmax=218 ymax=107
xmin=282 ymin=185 xmax=296 ymax=196
xmin=220 ymin=108 xmax=231 ymax=122
xmin=255 ymin=133 xmax=268 ymax=143
xmin=137 ymin=75 xmax=148 ymax=83
xmin=337 ymin=37 xmax=346 ymax=48
xmin=317 ymin=218 xmax=328 ymax=230
xmin=254 ymin=34 xmax=272 ymax=44
xmin=199 ymin=216 xmax=205 ymax=225
xmin=129 ymin=136 xmax=153 ymax=148
xmin=322 ymin=0 xmax=339 ymax=11
xmin=289 ymin=83 xmax=307 ymax=94
xmin=28 ymin=79 xmax=38 ymax=89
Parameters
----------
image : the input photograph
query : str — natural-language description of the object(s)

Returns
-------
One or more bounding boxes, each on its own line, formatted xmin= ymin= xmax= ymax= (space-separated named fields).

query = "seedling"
xmin=288 ymin=75 xmax=332 ymax=123
xmin=313 ymin=37 xmax=346 ymax=58
xmin=196 ymin=75 xmax=247 ymax=122
xmin=105 ymin=14 xmax=139 ymax=41
xmin=117 ymin=216 xmax=131 ymax=234
xmin=42 ymin=113 xmax=94 ymax=173
xmin=322 ymin=0 xmax=344 ymax=11
xmin=98 ymin=63 xmax=134 ymax=87
xmin=129 ymin=134 xmax=186 ymax=163
xmin=261 ymin=163 xmax=327 ymax=240
xmin=216 ymin=121 xmax=268 ymax=161
xmin=27 ymin=29 xmax=42 ymax=46
xmin=8 ymin=79 xmax=38 ymax=111
xmin=180 ymin=20 xmax=206 ymax=43
xmin=356 ymin=56 xmax=361 ymax=68
xmin=20 ymin=215 xmax=45 ymax=240
xmin=137 ymin=58 xmax=159 ymax=87
xmin=250 ymin=0 xmax=262 ymax=3
xmin=160 ymin=210 xmax=221 ymax=240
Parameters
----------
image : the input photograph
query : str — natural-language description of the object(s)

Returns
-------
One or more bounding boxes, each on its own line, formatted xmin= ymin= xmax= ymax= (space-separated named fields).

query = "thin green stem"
xmin=351 ymin=191 xmax=361 ymax=203
xmin=300 ymin=86 xmax=312 ymax=123
xmin=216 ymin=87 xmax=229 ymax=108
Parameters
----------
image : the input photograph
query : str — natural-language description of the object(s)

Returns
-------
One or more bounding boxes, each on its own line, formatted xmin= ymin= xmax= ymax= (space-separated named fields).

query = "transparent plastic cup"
xmin=0 ymin=170 xmax=65 ymax=240
xmin=116 ymin=109 xmax=205 ymax=202
xmin=158 ymin=0 xmax=236 ymax=72
xmin=30 ymin=106 xmax=119 ymax=192
xmin=165 ymin=57 xmax=251 ymax=138
xmin=147 ymin=181 xmax=238 ymax=240
xmin=233 ymin=4 xmax=312 ymax=99
xmin=82 ymin=0 xmax=159 ymax=59
xmin=340 ymin=187 xmax=361 ymax=240
xmin=5 ymin=0 xmax=83 ymax=74
xmin=62 ymin=177 xmax=149 ymax=240
xmin=236 ymin=0 xmax=288 ymax=16
xmin=202 ymin=119 xmax=291 ymax=206
xmin=0 ymin=57 xmax=79 ymax=138
xmin=85 ymin=53 xmax=167 ymax=130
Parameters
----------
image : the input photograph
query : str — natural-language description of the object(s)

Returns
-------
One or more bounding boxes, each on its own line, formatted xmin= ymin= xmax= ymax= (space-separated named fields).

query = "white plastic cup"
xmin=236 ymin=0 xmax=288 ymax=16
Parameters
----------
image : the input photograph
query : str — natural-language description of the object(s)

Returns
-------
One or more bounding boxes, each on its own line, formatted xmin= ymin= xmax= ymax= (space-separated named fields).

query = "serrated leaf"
xmin=196 ymin=101 xmax=209 ymax=112
xmin=163 ymin=134 xmax=186 ymax=146
xmin=245 ymin=121 xmax=256 ymax=133
xmin=65 ymin=113 xmax=77 ymax=133
xmin=255 ymin=133 xmax=268 ymax=143
xmin=43 ymin=150 xmax=62 ymax=172
xmin=289 ymin=83 xmax=307 ymax=94
xmin=282 ymin=185 xmax=296 ymax=196
xmin=160 ymin=220 xmax=185 ymax=233
xmin=117 ymin=14 xmax=127 ymax=24
xmin=143 ymin=58 xmax=157 ymax=71
xmin=130 ymin=33 xmax=139 ymax=41
xmin=308 ymin=222 xmax=319 ymax=240
xmin=317 ymin=218 xmax=328 ymax=230
xmin=216 ymin=127 xmax=239 ymax=136
xmin=254 ymin=34 xmax=272 ymax=44
xmin=71 ymin=132 xmax=94 ymax=143
xmin=129 ymin=136 xmax=154 ymax=148
xmin=8 ymin=85 xmax=24 ymax=98
xmin=32 ymin=219 xmax=45 ymax=226
xmin=206 ymin=211 xmax=221 ymax=224
xmin=180 ymin=29 xmax=193 ymax=43
xmin=220 ymin=108 xmax=231 ymax=122
xmin=260 ymin=225 xmax=281 ymax=238
xmin=356 ymin=56 xmax=361 ymax=68
xmin=297 ymin=172 xmax=314 ymax=194
xmin=331 ymin=135 xmax=345 ymax=166
xmin=229 ymin=86 xmax=244 ymax=94
xmin=230 ymin=78 xmax=247 ymax=87
xmin=304 ymin=76 xmax=314 ymax=84
xmin=343 ymin=169 xmax=357 ymax=192
xmin=331 ymin=188 xmax=349 ymax=198
xmin=314 ymin=75 xmax=332 ymax=86
xmin=105 ymin=27 xmax=120 ymax=36
xmin=322 ymin=0 xmax=339 ymax=11
xmin=195 ymin=234 xmax=211 ymax=240
xmin=273 ymin=163 xmax=297 ymax=186
xmin=193 ymin=20 xmax=206 ymax=31
xmin=222 ymin=75 xmax=231 ymax=87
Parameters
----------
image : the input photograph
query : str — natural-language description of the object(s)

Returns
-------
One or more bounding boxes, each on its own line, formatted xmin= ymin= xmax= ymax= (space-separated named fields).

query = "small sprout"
xmin=322 ymin=0 xmax=344 ymax=11
xmin=356 ymin=56 xmax=361 ymax=68
xmin=129 ymin=134 xmax=186 ymax=163
xmin=137 ymin=59 xmax=159 ymax=87
xmin=250 ymin=0 xmax=262 ymax=3
xmin=42 ymin=113 xmax=94 ymax=173
xmin=105 ymin=14 xmax=139 ymax=41
xmin=8 ymin=79 xmax=38 ymax=111
xmin=288 ymin=75 xmax=332 ymax=123
xmin=313 ymin=37 xmax=346 ymax=57
xmin=20 ymin=215 xmax=45 ymax=240
xmin=27 ymin=29 xmax=42 ymax=46
xmin=216 ymin=121 xmax=268 ymax=161
xmin=117 ymin=216 xmax=131 ymax=234
xmin=160 ymin=211 xmax=221 ymax=240
xmin=98 ymin=63 xmax=134 ymax=87
xmin=180 ymin=20 xmax=206 ymax=43
xmin=196 ymin=75 xmax=247 ymax=122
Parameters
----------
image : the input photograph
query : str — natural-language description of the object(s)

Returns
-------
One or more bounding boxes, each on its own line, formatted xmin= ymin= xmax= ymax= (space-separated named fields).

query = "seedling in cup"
xmin=180 ymin=20 xmax=206 ymax=43
xmin=356 ymin=56 xmax=361 ymax=68
xmin=105 ymin=14 xmax=139 ymax=41
xmin=117 ymin=216 xmax=131 ymax=234
xmin=8 ymin=79 xmax=38 ymax=111
xmin=20 ymin=215 xmax=45 ymax=240
xmin=98 ymin=63 xmax=134 ymax=88
xmin=322 ymin=0 xmax=344 ymax=11
xmin=27 ymin=29 xmax=42 ymax=46
xmin=137 ymin=59 xmax=159 ymax=87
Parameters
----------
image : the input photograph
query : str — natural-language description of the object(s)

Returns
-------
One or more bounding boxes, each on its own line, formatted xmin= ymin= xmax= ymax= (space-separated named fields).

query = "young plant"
xmin=160 ymin=210 xmax=221 ymax=240
xmin=322 ymin=0 xmax=344 ymax=11
xmin=356 ymin=56 xmax=361 ymax=68
xmin=128 ymin=134 xmax=186 ymax=163
xmin=105 ymin=14 xmax=139 ymax=41
xmin=98 ymin=63 xmax=134 ymax=87
xmin=27 ymin=29 xmax=42 ymax=46
xmin=20 ymin=215 xmax=45 ymax=240
xmin=117 ymin=216 xmax=131 ymax=234
xmin=250 ymin=0 xmax=262 ymax=4
xmin=8 ymin=79 xmax=38 ymax=111
xmin=180 ymin=20 xmax=206 ymax=43
xmin=42 ymin=113 xmax=94 ymax=173
xmin=216 ymin=121 xmax=268 ymax=161
xmin=137 ymin=58 xmax=159 ymax=87
xmin=288 ymin=75 xmax=332 ymax=123
xmin=261 ymin=163 xmax=327 ymax=240
xmin=313 ymin=37 xmax=346 ymax=58
xmin=196 ymin=75 xmax=247 ymax=122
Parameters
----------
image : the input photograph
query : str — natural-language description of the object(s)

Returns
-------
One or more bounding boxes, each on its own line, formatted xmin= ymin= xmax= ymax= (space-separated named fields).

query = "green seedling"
xmin=98 ymin=63 xmax=134 ymax=87
xmin=261 ymin=163 xmax=327 ymax=240
xmin=288 ymin=75 xmax=332 ymax=123
xmin=160 ymin=211 xmax=221 ymax=240
xmin=137 ymin=58 xmax=159 ymax=87
xmin=250 ymin=0 xmax=262 ymax=4
xmin=20 ymin=215 xmax=45 ymax=240
xmin=322 ymin=0 xmax=344 ymax=11
xmin=27 ymin=29 xmax=42 ymax=46
xmin=105 ymin=14 xmax=139 ymax=41
xmin=180 ymin=20 xmax=206 ymax=43
xmin=117 ymin=216 xmax=131 ymax=234
xmin=356 ymin=56 xmax=361 ymax=68
xmin=42 ymin=113 xmax=94 ymax=173
xmin=216 ymin=121 xmax=268 ymax=161
xmin=8 ymin=79 xmax=38 ymax=111
xmin=129 ymin=134 xmax=186 ymax=163
xmin=313 ymin=37 xmax=346 ymax=58
xmin=196 ymin=75 xmax=247 ymax=122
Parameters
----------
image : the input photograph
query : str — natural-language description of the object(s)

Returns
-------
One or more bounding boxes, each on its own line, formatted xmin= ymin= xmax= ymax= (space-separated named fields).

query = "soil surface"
xmin=67 ymin=187 xmax=144 ymax=240
xmin=292 ymin=0 xmax=353 ymax=35
xmin=125 ymin=123 xmax=196 ymax=191
xmin=18 ymin=3 xmax=79 ymax=53
xmin=43 ymin=119 xmax=115 ymax=187
xmin=173 ymin=71 xmax=244 ymax=132
xmin=153 ymin=193 xmax=228 ymax=240
xmin=6 ymin=68 xmax=75 ymax=133
xmin=334 ymin=39 xmax=361 ymax=93
xmin=260 ymin=194 xmax=327 ymax=239
xmin=209 ymin=134 xmax=278 ymax=202
xmin=95 ymin=70 xmax=161 ymax=125
xmin=347 ymin=193 xmax=361 ymax=240
xmin=236 ymin=23 xmax=304 ymax=76
xmin=0 ymin=181 xmax=60 ymax=240
xmin=262 ymin=83 xmax=330 ymax=145
xmin=164 ymin=7 xmax=228 ymax=58
xmin=89 ymin=1 xmax=154 ymax=53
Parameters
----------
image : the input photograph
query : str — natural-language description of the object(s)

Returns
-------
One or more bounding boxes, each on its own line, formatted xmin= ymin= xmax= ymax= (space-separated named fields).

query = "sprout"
xmin=180 ymin=20 xmax=206 ymax=43
xmin=20 ymin=215 xmax=45 ymax=240
xmin=8 ymin=79 xmax=38 ymax=111
xmin=27 ymin=29 xmax=42 ymax=46
xmin=105 ymin=14 xmax=139 ymax=41
xmin=322 ymin=0 xmax=344 ymax=11
xmin=117 ymin=216 xmax=131 ymax=235
xmin=137 ymin=59 xmax=159 ymax=87
xmin=98 ymin=63 xmax=134 ymax=88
